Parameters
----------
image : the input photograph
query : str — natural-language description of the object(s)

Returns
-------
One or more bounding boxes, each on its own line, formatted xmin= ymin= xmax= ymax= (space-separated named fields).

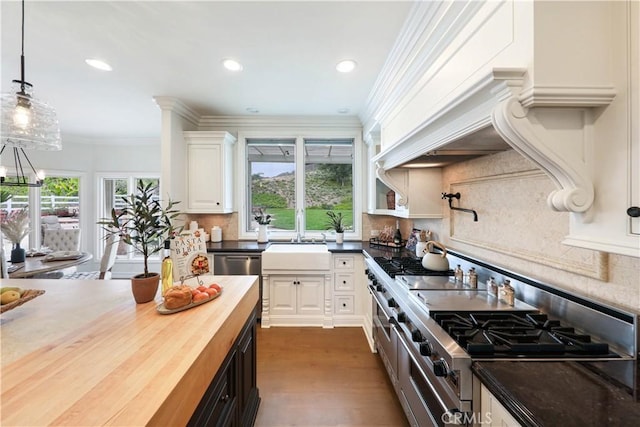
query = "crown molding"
xmin=518 ymin=85 xmax=617 ymax=108
xmin=198 ymin=115 xmax=362 ymax=130
xmin=360 ymin=0 xmax=490 ymax=136
xmin=153 ymin=96 xmax=200 ymax=127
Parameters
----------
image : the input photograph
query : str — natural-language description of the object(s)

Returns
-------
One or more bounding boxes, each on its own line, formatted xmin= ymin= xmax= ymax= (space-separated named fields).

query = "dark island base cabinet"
xmin=189 ymin=310 xmax=260 ymax=427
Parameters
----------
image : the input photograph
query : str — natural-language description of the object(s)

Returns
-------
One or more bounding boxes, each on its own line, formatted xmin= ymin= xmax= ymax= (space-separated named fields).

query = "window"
xmin=2 ymin=172 xmax=84 ymax=256
xmin=247 ymin=139 xmax=296 ymax=232
xmin=98 ymin=174 xmax=159 ymax=260
xmin=303 ymin=139 xmax=353 ymax=232
xmin=40 ymin=175 xmax=80 ymax=235
xmin=242 ymin=132 xmax=361 ymax=240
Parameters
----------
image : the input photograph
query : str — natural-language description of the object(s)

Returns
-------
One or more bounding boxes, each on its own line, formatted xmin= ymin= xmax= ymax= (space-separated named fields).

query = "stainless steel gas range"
xmin=365 ymin=252 xmax=637 ymax=427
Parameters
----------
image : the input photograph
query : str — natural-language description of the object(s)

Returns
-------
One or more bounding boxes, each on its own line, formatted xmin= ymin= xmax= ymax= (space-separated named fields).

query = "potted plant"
xmin=1 ymin=207 xmax=30 ymax=263
xmin=325 ymin=210 xmax=346 ymax=244
xmin=254 ymin=207 xmax=271 ymax=243
xmin=98 ymin=181 xmax=181 ymax=303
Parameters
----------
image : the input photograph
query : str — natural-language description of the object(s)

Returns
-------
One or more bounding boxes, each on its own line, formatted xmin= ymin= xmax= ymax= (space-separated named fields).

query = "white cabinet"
xmin=332 ymin=254 xmax=365 ymax=327
xmin=479 ymin=383 xmax=521 ymax=427
xmin=263 ymin=274 xmax=328 ymax=327
xmin=375 ymin=166 xmax=443 ymax=219
xmin=560 ymin=3 xmax=640 ymax=257
xmin=184 ymin=131 xmax=236 ymax=213
xmin=366 ymin=136 xmax=443 ymax=218
xmin=270 ymin=275 xmax=324 ymax=316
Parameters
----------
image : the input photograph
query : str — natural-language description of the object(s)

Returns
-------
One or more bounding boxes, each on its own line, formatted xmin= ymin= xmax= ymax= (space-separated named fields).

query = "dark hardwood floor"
xmin=254 ymin=326 xmax=409 ymax=427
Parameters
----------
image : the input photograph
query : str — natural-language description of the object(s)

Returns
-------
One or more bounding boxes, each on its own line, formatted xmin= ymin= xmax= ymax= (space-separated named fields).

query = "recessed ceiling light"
xmin=336 ymin=60 xmax=357 ymax=73
xmin=337 ymin=108 xmax=350 ymax=114
xmin=223 ymin=59 xmax=243 ymax=71
xmin=246 ymin=107 xmax=260 ymax=114
xmin=85 ymin=58 xmax=112 ymax=71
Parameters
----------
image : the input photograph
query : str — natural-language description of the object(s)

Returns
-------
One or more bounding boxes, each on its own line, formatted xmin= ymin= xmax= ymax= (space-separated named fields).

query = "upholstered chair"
xmin=42 ymin=229 xmax=81 ymax=252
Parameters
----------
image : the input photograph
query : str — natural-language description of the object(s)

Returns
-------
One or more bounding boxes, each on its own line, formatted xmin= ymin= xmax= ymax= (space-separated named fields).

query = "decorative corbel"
xmin=375 ymin=161 xmax=408 ymax=207
xmin=492 ymin=96 xmax=597 ymax=216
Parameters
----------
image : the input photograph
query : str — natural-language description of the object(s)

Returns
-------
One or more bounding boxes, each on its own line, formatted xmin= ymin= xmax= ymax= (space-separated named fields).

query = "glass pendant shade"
xmin=1 ymin=80 xmax=61 ymax=151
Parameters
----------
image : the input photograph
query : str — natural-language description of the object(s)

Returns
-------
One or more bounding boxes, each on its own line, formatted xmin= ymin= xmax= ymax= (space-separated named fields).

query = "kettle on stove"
xmin=421 ymin=241 xmax=450 ymax=271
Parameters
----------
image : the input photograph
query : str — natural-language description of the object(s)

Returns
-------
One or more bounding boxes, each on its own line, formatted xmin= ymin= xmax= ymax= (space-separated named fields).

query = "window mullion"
xmin=295 ymin=136 xmax=305 ymax=234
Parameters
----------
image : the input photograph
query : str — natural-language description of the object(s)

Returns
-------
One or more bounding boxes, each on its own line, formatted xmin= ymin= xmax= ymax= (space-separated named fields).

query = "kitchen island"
xmin=0 ymin=276 xmax=259 ymax=426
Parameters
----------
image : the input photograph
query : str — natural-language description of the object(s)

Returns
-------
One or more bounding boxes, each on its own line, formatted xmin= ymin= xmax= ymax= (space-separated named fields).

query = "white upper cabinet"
xmin=366 ymin=135 xmax=442 ymax=218
xmin=184 ymin=131 xmax=236 ymax=213
xmin=376 ymin=166 xmax=442 ymax=219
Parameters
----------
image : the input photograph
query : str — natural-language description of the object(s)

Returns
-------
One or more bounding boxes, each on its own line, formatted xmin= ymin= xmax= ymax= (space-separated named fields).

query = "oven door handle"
xmin=396 ymin=327 xmax=458 ymax=417
xmin=369 ymin=286 xmax=391 ymax=317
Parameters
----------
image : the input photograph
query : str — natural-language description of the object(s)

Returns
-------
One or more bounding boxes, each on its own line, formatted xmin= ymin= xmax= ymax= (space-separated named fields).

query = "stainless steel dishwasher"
xmin=213 ymin=252 xmax=262 ymax=319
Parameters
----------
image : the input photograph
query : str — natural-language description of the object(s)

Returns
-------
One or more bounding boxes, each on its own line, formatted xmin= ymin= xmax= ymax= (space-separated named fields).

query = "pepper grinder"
xmin=488 ymin=277 xmax=498 ymax=297
xmin=468 ymin=268 xmax=478 ymax=288
xmin=454 ymin=265 xmax=463 ymax=283
xmin=500 ymin=279 xmax=515 ymax=306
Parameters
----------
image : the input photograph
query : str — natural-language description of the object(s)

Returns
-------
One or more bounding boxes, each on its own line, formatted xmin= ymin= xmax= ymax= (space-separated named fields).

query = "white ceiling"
xmin=0 ymin=1 xmax=413 ymax=142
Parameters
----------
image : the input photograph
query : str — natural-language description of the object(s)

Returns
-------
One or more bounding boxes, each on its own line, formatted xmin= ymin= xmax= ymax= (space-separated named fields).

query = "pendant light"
xmin=0 ymin=0 xmax=61 ymax=187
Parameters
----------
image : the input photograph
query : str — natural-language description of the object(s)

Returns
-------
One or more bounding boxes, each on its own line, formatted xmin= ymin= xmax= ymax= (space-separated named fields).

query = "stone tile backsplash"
xmin=441 ymin=149 xmax=639 ymax=312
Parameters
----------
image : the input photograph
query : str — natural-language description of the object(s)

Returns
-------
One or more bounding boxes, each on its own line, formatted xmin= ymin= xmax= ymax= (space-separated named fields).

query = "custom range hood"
xmin=371 ymin=68 xmax=615 ymax=215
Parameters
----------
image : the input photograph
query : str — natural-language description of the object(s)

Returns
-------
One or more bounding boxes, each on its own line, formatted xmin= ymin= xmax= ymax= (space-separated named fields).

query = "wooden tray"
xmin=156 ymin=289 xmax=222 ymax=315
xmin=1 ymin=289 xmax=46 ymax=314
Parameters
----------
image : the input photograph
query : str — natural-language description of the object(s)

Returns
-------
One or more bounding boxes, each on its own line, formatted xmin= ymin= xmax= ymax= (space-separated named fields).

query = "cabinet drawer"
xmin=334 ymin=295 xmax=354 ymax=314
xmin=188 ymin=352 xmax=236 ymax=427
xmin=334 ymin=273 xmax=355 ymax=292
xmin=334 ymin=256 xmax=354 ymax=270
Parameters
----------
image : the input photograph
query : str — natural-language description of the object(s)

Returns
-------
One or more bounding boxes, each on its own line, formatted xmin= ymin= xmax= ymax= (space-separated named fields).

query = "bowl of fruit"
xmin=156 ymin=283 xmax=222 ymax=314
xmin=1 ymin=287 xmax=46 ymax=313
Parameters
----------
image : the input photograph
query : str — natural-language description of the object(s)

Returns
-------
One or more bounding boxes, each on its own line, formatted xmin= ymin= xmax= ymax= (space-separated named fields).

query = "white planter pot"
xmin=336 ymin=232 xmax=344 ymax=244
xmin=257 ymin=225 xmax=269 ymax=243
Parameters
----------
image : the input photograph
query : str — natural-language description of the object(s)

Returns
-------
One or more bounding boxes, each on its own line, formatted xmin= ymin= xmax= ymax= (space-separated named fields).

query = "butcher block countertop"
xmin=0 ymin=275 xmax=259 ymax=426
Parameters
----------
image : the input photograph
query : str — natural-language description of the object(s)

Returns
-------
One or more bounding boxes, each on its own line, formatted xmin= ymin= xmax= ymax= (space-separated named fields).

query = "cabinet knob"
xmin=216 ymin=202 xmax=220 ymax=205
xmin=627 ymin=206 xmax=640 ymax=218
xmin=343 ymin=280 xmax=347 ymax=284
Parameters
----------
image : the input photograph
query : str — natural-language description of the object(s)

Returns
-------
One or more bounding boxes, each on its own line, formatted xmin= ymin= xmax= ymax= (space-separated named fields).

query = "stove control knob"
xmin=419 ymin=341 xmax=433 ymax=356
xmin=433 ymin=359 xmax=449 ymax=377
xmin=397 ymin=312 xmax=406 ymax=323
xmin=371 ymin=277 xmax=377 ymax=285
xmin=411 ymin=329 xmax=424 ymax=343
xmin=365 ymin=268 xmax=370 ymax=275
xmin=387 ymin=298 xmax=397 ymax=308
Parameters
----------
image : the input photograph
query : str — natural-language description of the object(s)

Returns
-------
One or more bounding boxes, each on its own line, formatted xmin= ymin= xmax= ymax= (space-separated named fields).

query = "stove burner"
xmin=432 ymin=312 xmax=618 ymax=358
xmin=374 ymin=256 xmax=453 ymax=278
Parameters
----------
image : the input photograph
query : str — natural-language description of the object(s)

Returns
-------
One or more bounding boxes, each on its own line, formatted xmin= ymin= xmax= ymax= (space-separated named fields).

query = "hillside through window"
xmin=246 ymin=138 xmax=354 ymax=236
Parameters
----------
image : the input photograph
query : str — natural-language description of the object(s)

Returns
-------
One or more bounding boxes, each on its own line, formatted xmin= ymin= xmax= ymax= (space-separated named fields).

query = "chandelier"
xmin=0 ymin=0 xmax=61 ymax=187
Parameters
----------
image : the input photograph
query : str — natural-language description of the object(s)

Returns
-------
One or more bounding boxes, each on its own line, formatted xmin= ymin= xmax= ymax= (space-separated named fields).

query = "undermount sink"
xmin=262 ymin=243 xmax=331 ymax=271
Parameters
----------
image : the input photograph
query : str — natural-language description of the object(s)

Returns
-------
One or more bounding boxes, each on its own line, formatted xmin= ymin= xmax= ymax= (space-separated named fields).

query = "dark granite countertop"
xmin=205 ymin=240 xmax=368 ymax=254
xmin=473 ymin=360 xmax=640 ymax=427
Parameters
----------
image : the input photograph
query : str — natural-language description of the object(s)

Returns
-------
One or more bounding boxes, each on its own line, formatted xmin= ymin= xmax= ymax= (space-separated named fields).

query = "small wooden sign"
xmin=170 ymin=230 xmax=210 ymax=281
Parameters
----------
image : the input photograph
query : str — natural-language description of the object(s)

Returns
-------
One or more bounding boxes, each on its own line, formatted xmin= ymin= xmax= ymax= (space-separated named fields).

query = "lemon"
xmin=1 ymin=290 xmax=21 ymax=305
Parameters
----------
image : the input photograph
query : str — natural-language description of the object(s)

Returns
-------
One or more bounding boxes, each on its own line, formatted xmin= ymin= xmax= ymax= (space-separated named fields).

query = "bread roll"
xmin=164 ymin=285 xmax=192 ymax=309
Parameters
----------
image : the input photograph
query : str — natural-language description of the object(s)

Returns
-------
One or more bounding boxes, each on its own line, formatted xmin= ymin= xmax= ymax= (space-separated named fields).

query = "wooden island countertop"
xmin=0 ymin=276 xmax=259 ymax=426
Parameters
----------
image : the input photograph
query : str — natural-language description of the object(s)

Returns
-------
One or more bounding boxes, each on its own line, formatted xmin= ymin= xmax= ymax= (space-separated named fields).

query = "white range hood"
xmin=365 ymin=0 xmax=621 ymax=218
